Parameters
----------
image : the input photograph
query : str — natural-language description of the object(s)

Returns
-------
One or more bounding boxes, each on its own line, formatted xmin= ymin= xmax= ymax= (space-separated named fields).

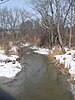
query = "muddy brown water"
xmin=0 ymin=52 xmax=74 ymax=100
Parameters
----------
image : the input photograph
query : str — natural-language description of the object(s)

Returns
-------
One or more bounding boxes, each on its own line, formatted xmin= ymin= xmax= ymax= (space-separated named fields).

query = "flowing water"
xmin=0 ymin=52 xmax=74 ymax=100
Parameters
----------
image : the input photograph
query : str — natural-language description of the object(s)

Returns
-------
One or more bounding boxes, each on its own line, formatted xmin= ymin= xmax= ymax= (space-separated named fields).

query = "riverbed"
xmin=0 ymin=51 xmax=74 ymax=100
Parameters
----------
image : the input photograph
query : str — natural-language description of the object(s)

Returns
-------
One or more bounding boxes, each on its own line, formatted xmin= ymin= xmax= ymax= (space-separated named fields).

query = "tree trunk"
xmin=56 ymin=0 xmax=63 ymax=48
xmin=69 ymin=6 xmax=72 ymax=48
xmin=49 ymin=0 xmax=54 ymax=46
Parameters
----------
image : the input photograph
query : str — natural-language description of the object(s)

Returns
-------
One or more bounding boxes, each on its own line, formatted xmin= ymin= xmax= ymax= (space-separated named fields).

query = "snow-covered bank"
xmin=0 ymin=47 xmax=22 ymax=78
xmin=0 ymin=61 xmax=21 ymax=78
xmin=34 ymin=48 xmax=49 ymax=55
xmin=53 ymin=47 xmax=75 ymax=80
xmin=30 ymin=45 xmax=49 ymax=55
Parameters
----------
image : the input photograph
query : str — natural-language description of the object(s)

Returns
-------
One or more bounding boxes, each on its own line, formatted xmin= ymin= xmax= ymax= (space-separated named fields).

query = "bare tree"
xmin=69 ymin=5 xmax=72 ymax=48
xmin=68 ymin=0 xmax=75 ymax=47
xmin=55 ymin=0 xmax=63 ymax=48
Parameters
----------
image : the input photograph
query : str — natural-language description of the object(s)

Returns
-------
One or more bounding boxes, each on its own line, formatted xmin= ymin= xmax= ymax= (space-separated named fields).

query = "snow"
xmin=10 ymin=46 xmax=17 ymax=52
xmin=9 ymin=46 xmax=18 ymax=55
xmin=30 ymin=45 xmax=39 ymax=50
xmin=34 ymin=48 xmax=49 ymax=55
xmin=20 ymin=43 xmax=49 ymax=55
xmin=0 ymin=48 xmax=22 ymax=78
xmin=0 ymin=53 xmax=8 ymax=61
xmin=54 ymin=48 xmax=75 ymax=79
xmin=30 ymin=45 xmax=49 ymax=55
xmin=0 ymin=61 xmax=21 ymax=78
xmin=0 ymin=50 xmax=5 ymax=54
xmin=20 ymin=43 xmax=30 ymax=47
xmin=0 ymin=53 xmax=19 ymax=61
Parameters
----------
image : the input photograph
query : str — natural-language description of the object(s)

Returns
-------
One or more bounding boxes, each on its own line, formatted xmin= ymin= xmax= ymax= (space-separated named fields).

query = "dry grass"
xmin=0 ymin=41 xmax=18 ymax=56
xmin=53 ymin=46 xmax=65 ymax=54
xmin=73 ymin=53 xmax=75 ymax=58
xmin=0 ymin=41 xmax=11 ymax=55
xmin=49 ymin=46 xmax=65 ymax=60
xmin=3 ymin=42 xmax=11 ymax=55
xmin=48 ymin=46 xmax=65 ymax=71
xmin=67 ymin=77 xmax=75 ymax=84
xmin=63 ymin=68 xmax=69 ymax=74
xmin=59 ymin=64 xmax=64 ymax=69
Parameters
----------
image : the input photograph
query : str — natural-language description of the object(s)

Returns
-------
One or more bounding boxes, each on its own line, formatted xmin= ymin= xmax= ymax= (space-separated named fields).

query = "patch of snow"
xmin=0 ymin=49 xmax=22 ymax=78
xmin=66 ymin=50 xmax=75 ymax=55
xmin=26 ymin=52 xmax=31 ymax=54
xmin=30 ymin=45 xmax=49 ymax=55
xmin=30 ymin=45 xmax=39 ymax=50
xmin=20 ymin=43 xmax=30 ymax=47
xmin=10 ymin=55 xmax=19 ymax=58
xmin=52 ymin=47 xmax=55 ymax=51
xmin=34 ymin=48 xmax=49 ymax=55
xmin=64 ymin=47 xmax=68 ymax=52
xmin=9 ymin=41 xmax=13 ymax=47
xmin=0 ymin=53 xmax=8 ymax=61
xmin=9 ymin=46 xmax=18 ymax=52
xmin=0 ymin=61 xmax=21 ymax=78
xmin=0 ymin=54 xmax=19 ymax=61
xmin=69 ymin=61 xmax=75 ymax=76
xmin=0 ymin=50 xmax=5 ymax=54
xmin=7 ymin=55 xmax=19 ymax=61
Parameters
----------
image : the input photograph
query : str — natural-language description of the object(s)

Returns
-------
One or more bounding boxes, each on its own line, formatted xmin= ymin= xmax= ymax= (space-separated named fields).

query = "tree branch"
xmin=0 ymin=0 xmax=10 ymax=4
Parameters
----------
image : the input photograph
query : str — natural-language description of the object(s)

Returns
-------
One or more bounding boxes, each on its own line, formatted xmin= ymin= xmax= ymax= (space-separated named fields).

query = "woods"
xmin=0 ymin=0 xmax=75 ymax=48
xmin=31 ymin=0 xmax=75 ymax=47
